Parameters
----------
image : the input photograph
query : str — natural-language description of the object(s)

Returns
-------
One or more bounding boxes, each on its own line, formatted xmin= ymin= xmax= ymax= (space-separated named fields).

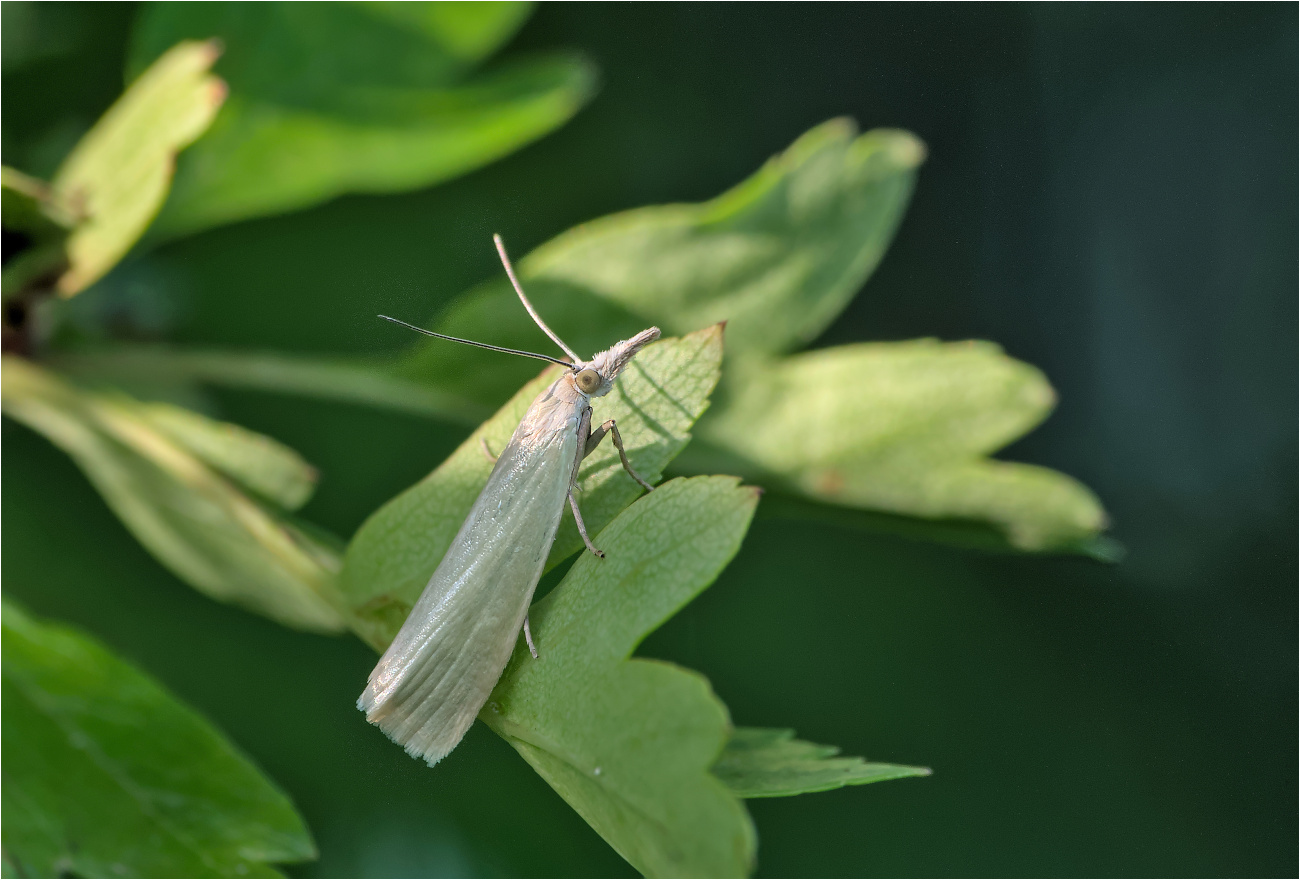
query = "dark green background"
xmin=4 ymin=3 xmax=1296 ymax=876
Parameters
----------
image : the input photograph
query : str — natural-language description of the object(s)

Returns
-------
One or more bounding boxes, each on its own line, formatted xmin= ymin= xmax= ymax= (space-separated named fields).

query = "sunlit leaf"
xmin=484 ymin=476 xmax=761 ymax=878
xmin=0 ymin=357 xmax=345 ymax=632
xmin=135 ymin=400 xmax=318 ymax=510
xmin=398 ymin=118 xmax=922 ymax=404
xmin=127 ymin=3 xmax=595 ymax=237
xmin=50 ymin=40 xmax=225 ymax=295
xmin=2 ymin=600 xmax=316 ymax=877
xmin=712 ymin=728 xmax=929 ymax=798
xmin=699 ymin=340 xmax=1108 ymax=551
xmin=339 ymin=325 xmax=722 ymax=649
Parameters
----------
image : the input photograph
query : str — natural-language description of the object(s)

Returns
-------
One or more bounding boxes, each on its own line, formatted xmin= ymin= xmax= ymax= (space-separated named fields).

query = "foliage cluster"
xmin=2 ymin=4 xmax=1109 ymax=876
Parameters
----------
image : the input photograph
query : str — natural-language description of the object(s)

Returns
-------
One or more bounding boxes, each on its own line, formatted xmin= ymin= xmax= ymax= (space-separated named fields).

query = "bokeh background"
xmin=3 ymin=3 xmax=1296 ymax=876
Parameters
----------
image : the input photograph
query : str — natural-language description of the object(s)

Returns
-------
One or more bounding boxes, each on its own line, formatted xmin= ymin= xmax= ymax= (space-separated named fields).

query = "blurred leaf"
xmin=128 ymin=3 xmax=596 ymax=237
xmin=712 ymin=728 xmax=930 ymax=798
xmin=1 ymin=166 xmax=74 ymax=303
xmin=51 ymin=344 xmax=490 ymax=423
xmin=699 ymin=340 xmax=1108 ymax=551
xmin=403 ymin=118 xmax=922 ymax=398
xmin=50 ymin=40 xmax=225 ymax=295
xmin=483 ymin=476 xmax=761 ymax=878
xmin=1 ymin=166 xmax=75 ymax=232
xmin=340 ymin=325 xmax=722 ymax=649
xmin=129 ymin=2 xmax=535 ymax=93
xmin=0 ymin=357 xmax=345 ymax=632
xmin=1 ymin=600 xmax=316 ymax=877
xmin=135 ymin=400 xmax=318 ymax=510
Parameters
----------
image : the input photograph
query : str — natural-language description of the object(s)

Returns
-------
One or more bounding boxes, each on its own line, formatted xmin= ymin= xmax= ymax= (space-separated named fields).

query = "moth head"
xmin=573 ymin=368 xmax=602 ymax=395
xmin=578 ymin=327 xmax=661 ymax=397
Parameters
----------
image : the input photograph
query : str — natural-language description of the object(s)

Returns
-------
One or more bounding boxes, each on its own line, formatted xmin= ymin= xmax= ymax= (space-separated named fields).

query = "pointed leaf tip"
xmin=713 ymin=727 xmax=930 ymax=799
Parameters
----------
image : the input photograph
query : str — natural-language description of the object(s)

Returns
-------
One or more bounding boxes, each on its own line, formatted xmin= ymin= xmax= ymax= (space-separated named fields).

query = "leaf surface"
xmin=699 ymin=340 xmax=1108 ymax=550
xmin=339 ymin=326 xmax=723 ymax=649
xmin=51 ymin=40 xmax=225 ymax=294
xmin=0 ymin=357 xmax=345 ymax=631
xmin=397 ymin=119 xmax=924 ymax=406
xmin=1 ymin=601 xmax=315 ymax=877
xmin=135 ymin=400 xmax=318 ymax=510
xmin=712 ymin=728 xmax=929 ymax=798
xmin=483 ymin=476 xmax=761 ymax=878
xmin=127 ymin=3 xmax=594 ymax=237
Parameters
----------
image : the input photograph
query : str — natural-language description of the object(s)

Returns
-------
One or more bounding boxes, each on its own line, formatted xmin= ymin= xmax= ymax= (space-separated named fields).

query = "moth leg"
xmin=568 ymin=491 xmax=605 ymax=558
xmin=523 ymin=615 xmax=539 ymax=659
xmin=585 ymin=419 xmax=655 ymax=492
xmin=479 ymin=437 xmax=498 ymax=463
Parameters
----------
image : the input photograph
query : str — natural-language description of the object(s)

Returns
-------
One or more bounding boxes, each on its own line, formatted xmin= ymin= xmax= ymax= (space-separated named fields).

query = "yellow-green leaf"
xmin=700 ymin=340 xmax=1108 ymax=550
xmin=136 ymin=400 xmax=318 ymax=510
xmin=0 ymin=357 xmax=344 ymax=631
xmin=51 ymin=39 xmax=225 ymax=295
xmin=403 ymin=118 xmax=923 ymax=399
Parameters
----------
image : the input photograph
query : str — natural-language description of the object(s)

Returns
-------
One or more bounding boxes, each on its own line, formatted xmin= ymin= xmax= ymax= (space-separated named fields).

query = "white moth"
xmin=358 ymin=234 xmax=660 ymax=766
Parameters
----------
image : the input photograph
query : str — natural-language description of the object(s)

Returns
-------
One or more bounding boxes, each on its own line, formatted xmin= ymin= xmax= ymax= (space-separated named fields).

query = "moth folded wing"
xmin=358 ymin=428 xmax=576 ymax=766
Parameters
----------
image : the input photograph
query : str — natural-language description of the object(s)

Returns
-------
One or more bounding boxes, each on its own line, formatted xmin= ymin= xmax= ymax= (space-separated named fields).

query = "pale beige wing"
xmin=358 ymin=409 xmax=578 ymax=766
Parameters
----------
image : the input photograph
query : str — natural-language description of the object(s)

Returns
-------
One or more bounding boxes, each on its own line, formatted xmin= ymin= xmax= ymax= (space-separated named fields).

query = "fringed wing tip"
xmin=357 ymin=686 xmax=455 ymax=767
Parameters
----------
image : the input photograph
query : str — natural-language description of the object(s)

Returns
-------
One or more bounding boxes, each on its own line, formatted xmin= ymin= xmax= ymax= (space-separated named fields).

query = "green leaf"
xmin=1 ymin=600 xmax=316 ymax=877
xmin=50 ymin=40 xmax=225 ymax=295
xmin=699 ymin=340 xmax=1108 ymax=551
xmin=133 ymin=399 xmax=318 ymax=510
xmin=129 ymin=2 xmax=535 ymax=89
xmin=0 ymin=357 xmax=346 ymax=632
xmin=1 ymin=166 xmax=74 ymax=303
xmin=127 ymin=3 xmax=596 ymax=238
xmin=403 ymin=118 xmax=922 ymax=394
xmin=339 ymin=325 xmax=723 ymax=650
xmin=712 ymin=728 xmax=930 ymax=798
xmin=483 ymin=476 xmax=761 ymax=878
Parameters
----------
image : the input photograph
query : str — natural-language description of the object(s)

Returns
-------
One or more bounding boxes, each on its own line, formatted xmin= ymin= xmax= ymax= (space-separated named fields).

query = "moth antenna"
xmin=378 ymin=316 xmax=572 ymax=367
xmin=493 ymin=233 xmax=582 ymax=363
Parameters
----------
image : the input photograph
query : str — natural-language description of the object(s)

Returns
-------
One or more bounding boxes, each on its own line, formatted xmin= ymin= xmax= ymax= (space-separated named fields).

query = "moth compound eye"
xmin=575 ymin=368 xmax=602 ymax=394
